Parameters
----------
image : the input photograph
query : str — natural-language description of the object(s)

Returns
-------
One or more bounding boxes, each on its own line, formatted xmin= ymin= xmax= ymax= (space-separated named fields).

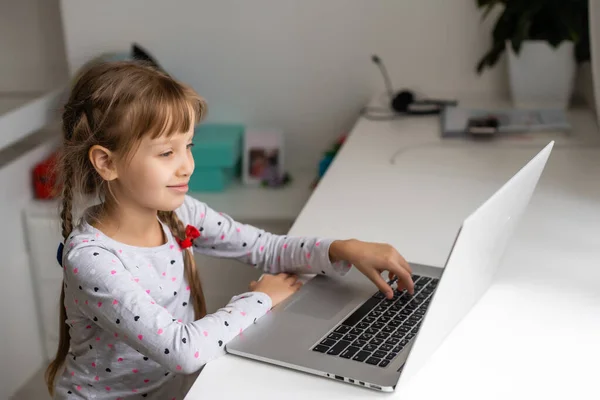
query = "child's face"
xmin=113 ymin=124 xmax=195 ymax=213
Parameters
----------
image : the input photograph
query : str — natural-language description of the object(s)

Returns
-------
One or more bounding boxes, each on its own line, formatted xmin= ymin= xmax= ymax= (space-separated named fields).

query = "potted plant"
xmin=475 ymin=0 xmax=590 ymax=109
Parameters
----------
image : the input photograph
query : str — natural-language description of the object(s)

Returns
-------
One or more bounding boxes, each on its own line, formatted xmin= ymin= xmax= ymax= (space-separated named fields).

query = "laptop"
xmin=226 ymin=141 xmax=554 ymax=392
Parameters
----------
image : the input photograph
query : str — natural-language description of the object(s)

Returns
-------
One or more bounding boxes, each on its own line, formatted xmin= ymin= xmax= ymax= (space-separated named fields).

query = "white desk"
xmin=186 ymin=104 xmax=600 ymax=400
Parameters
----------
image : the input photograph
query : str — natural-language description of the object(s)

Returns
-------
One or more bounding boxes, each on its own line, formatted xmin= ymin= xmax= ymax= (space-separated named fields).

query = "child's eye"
xmin=187 ymin=143 xmax=195 ymax=149
xmin=160 ymin=151 xmax=173 ymax=157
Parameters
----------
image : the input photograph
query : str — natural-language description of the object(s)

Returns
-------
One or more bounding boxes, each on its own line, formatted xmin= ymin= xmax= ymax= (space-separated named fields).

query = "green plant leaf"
xmin=475 ymin=0 xmax=589 ymax=71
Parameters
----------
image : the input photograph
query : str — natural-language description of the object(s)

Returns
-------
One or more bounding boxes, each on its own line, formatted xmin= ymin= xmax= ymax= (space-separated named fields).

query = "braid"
xmin=158 ymin=211 xmax=207 ymax=319
xmin=45 ymin=165 xmax=75 ymax=396
xmin=60 ymin=165 xmax=74 ymax=241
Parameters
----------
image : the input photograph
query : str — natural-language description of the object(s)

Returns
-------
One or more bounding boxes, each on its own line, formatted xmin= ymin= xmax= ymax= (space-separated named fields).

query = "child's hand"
xmin=249 ymin=273 xmax=303 ymax=308
xmin=330 ymin=239 xmax=414 ymax=299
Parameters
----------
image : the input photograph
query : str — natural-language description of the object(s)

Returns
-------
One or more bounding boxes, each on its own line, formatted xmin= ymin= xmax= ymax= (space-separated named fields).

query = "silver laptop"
xmin=226 ymin=142 xmax=554 ymax=392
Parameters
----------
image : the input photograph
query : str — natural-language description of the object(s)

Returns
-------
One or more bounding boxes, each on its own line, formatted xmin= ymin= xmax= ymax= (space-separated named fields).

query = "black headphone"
xmin=368 ymin=55 xmax=457 ymax=116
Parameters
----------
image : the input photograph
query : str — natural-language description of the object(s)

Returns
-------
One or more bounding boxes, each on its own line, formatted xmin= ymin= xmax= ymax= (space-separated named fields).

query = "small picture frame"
xmin=243 ymin=129 xmax=285 ymax=185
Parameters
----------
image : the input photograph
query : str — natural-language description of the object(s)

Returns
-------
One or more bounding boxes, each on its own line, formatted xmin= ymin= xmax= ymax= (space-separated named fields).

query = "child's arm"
xmin=177 ymin=196 xmax=352 ymax=277
xmin=64 ymin=244 xmax=271 ymax=374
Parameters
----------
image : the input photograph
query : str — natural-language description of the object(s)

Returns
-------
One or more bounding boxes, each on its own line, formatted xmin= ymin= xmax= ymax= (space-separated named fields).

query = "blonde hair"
xmin=45 ymin=60 xmax=208 ymax=395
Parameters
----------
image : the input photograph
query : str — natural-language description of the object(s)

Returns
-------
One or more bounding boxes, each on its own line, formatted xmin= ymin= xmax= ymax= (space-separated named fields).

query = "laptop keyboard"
xmin=311 ymin=274 xmax=438 ymax=368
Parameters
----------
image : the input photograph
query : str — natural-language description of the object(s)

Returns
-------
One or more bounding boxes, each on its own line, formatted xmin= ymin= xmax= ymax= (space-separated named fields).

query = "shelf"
xmin=26 ymin=169 xmax=317 ymax=223
xmin=188 ymin=169 xmax=315 ymax=221
xmin=0 ymin=87 xmax=66 ymax=153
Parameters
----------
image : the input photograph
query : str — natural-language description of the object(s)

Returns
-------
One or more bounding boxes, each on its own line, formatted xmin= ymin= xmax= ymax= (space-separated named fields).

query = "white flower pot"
xmin=507 ymin=40 xmax=576 ymax=109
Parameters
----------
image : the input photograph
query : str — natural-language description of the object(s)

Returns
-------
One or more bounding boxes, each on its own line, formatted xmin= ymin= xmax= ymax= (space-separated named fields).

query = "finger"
xmin=277 ymin=273 xmax=289 ymax=280
xmin=292 ymin=282 xmax=303 ymax=291
xmin=390 ymin=262 xmax=414 ymax=295
xmin=249 ymin=281 xmax=257 ymax=290
xmin=367 ymin=270 xmax=394 ymax=299
xmin=285 ymin=274 xmax=299 ymax=285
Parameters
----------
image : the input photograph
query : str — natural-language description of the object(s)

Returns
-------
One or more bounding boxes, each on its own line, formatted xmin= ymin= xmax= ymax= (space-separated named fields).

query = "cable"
xmin=371 ymin=55 xmax=395 ymax=99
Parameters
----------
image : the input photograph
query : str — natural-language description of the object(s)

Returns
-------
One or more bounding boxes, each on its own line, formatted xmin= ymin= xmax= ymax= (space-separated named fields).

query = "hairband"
xmin=176 ymin=225 xmax=201 ymax=249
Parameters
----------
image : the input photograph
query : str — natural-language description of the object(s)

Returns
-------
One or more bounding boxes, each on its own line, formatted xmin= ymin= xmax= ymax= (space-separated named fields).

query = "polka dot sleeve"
xmin=176 ymin=195 xmax=352 ymax=277
xmin=63 ymin=244 xmax=272 ymax=375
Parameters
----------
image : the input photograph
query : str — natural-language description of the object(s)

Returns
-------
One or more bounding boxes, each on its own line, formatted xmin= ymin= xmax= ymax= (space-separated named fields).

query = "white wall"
xmin=0 ymin=1 xmax=67 ymax=396
xmin=0 ymin=129 xmax=60 ymax=399
xmin=59 ymin=0 xmax=507 ymax=170
xmin=0 ymin=0 xmax=68 ymax=93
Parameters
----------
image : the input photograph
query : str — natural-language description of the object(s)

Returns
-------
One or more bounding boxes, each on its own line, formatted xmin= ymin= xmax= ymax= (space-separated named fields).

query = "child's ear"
xmin=89 ymin=145 xmax=118 ymax=181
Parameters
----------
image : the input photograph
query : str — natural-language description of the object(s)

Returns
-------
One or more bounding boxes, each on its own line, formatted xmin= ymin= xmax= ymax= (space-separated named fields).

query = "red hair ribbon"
xmin=176 ymin=225 xmax=201 ymax=249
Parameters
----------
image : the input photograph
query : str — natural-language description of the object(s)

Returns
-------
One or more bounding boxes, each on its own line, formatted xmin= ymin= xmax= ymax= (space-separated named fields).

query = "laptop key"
xmin=326 ymin=340 xmax=351 ymax=356
xmin=327 ymin=332 xmax=343 ymax=341
xmin=369 ymin=338 xmax=384 ymax=346
xmin=320 ymin=339 xmax=337 ymax=347
xmin=363 ymin=344 xmax=378 ymax=352
xmin=366 ymin=357 xmax=381 ymax=366
xmin=359 ymin=333 xmax=373 ymax=341
xmin=376 ymin=332 xmax=389 ymax=340
xmin=395 ymin=313 xmax=408 ymax=322
xmin=365 ymin=327 xmax=378 ymax=335
xmin=386 ymin=337 xmax=400 ymax=345
xmin=391 ymin=331 xmax=405 ymax=339
xmin=380 ymin=344 xmax=393 ymax=352
xmin=389 ymin=320 xmax=401 ymax=328
xmin=334 ymin=325 xmax=351 ymax=334
xmin=349 ymin=328 xmax=363 ymax=336
xmin=352 ymin=351 xmax=371 ymax=362
xmin=312 ymin=345 xmax=329 ymax=353
xmin=373 ymin=350 xmax=387 ymax=359
xmin=373 ymin=291 xmax=386 ymax=299
xmin=379 ymin=359 xmax=390 ymax=367
xmin=353 ymin=339 xmax=368 ymax=347
xmin=372 ymin=322 xmax=385 ymax=330
xmin=363 ymin=316 xmax=376 ymax=324
xmin=406 ymin=333 xmax=415 ymax=340
xmin=344 ymin=334 xmax=358 ymax=342
xmin=357 ymin=322 xmax=370 ymax=330
xmin=382 ymin=326 xmax=395 ymax=334
xmin=385 ymin=352 xmax=397 ymax=360
xmin=340 ymin=346 xmax=360 ymax=359
xmin=392 ymin=345 xmax=403 ymax=353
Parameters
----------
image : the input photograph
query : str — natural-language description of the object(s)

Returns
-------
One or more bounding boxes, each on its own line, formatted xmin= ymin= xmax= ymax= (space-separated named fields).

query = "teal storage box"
xmin=189 ymin=124 xmax=244 ymax=191
xmin=191 ymin=124 xmax=244 ymax=167
xmin=189 ymin=164 xmax=239 ymax=192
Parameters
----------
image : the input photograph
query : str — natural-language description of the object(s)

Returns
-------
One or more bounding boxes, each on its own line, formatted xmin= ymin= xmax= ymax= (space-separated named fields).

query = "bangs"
xmin=127 ymin=78 xmax=205 ymax=142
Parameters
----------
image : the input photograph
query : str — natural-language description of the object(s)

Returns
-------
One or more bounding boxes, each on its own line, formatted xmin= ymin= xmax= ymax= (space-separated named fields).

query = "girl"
xmin=45 ymin=61 xmax=414 ymax=399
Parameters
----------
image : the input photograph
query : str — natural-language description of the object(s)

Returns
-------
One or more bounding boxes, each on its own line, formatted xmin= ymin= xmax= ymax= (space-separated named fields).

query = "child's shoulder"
xmin=62 ymin=220 xmax=119 ymax=263
xmin=174 ymin=195 xmax=209 ymax=225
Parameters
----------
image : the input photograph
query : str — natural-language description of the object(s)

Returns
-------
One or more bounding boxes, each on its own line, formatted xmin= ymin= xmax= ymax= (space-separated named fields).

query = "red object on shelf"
xmin=32 ymin=152 xmax=59 ymax=199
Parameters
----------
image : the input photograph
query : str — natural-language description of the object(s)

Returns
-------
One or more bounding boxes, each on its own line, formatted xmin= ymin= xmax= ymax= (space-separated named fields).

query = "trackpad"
xmin=284 ymin=280 xmax=354 ymax=320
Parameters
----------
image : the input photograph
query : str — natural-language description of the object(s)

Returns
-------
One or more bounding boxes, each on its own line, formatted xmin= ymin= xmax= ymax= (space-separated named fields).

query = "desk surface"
xmin=186 ymin=105 xmax=600 ymax=400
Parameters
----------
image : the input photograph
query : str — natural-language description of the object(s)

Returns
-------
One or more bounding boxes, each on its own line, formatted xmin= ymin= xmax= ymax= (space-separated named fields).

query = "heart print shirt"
xmin=53 ymin=195 xmax=351 ymax=399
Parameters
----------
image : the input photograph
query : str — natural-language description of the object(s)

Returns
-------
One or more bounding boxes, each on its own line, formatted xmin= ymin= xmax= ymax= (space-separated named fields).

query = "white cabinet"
xmin=23 ymin=206 xmax=64 ymax=361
